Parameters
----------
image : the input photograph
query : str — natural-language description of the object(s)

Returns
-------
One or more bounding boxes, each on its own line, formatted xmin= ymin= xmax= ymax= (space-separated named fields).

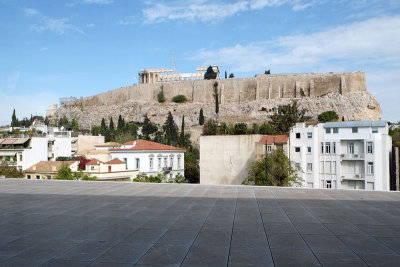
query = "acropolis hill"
xmin=50 ymin=71 xmax=381 ymax=137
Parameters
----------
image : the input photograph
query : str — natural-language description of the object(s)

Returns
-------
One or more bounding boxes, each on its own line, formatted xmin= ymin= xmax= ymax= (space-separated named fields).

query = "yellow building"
xmin=24 ymin=161 xmax=79 ymax=180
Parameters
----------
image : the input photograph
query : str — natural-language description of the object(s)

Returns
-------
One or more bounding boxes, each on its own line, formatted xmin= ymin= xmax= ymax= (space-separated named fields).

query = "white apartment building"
xmin=290 ymin=121 xmax=392 ymax=191
xmin=110 ymin=139 xmax=185 ymax=181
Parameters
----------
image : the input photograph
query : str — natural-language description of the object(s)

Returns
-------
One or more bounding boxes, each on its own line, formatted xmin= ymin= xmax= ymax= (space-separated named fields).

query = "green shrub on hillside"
xmin=172 ymin=95 xmax=187 ymax=103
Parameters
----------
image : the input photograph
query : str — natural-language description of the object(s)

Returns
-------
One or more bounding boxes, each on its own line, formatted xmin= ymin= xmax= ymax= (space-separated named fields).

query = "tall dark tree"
xmin=179 ymin=116 xmax=185 ymax=147
xmin=109 ymin=117 xmax=115 ymax=131
xmin=162 ymin=112 xmax=179 ymax=145
xmin=229 ymin=73 xmax=234 ymax=78
xmin=199 ymin=108 xmax=204 ymax=125
xmin=204 ymin=65 xmax=217 ymax=80
xmin=117 ymin=115 xmax=124 ymax=130
xmin=11 ymin=109 xmax=17 ymax=127
xmin=44 ymin=116 xmax=49 ymax=126
xmin=224 ymin=71 xmax=227 ymax=79
xmin=100 ymin=118 xmax=107 ymax=134
xmin=142 ymin=114 xmax=158 ymax=136
xmin=269 ymin=101 xmax=309 ymax=134
xmin=213 ymin=82 xmax=219 ymax=114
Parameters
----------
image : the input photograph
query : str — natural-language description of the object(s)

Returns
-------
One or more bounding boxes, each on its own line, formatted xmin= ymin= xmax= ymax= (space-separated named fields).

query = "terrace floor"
xmin=0 ymin=179 xmax=400 ymax=266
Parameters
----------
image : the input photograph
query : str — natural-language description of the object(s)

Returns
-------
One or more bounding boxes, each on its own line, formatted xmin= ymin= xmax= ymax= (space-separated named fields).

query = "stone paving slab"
xmin=0 ymin=179 xmax=399 ymax=266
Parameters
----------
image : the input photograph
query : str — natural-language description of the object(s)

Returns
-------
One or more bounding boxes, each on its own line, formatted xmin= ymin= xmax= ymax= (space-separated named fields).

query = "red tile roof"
xmin=105 ymin=158 xmax=125 ymax=165
xmin=112 ymin=139 xmax=185 ymax=152
xmin=259 ymin=135 xmax=289 ymax=145
xmin=25 ymin=161 xmax=76 ymax=173
xmin=86 ymin=159 xmax=103 ymax=165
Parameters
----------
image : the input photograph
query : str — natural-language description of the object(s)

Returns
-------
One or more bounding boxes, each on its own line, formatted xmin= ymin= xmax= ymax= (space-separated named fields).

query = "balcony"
xmin=341 ymin=173 xmax=365 ymax=180
xmin=162 ymin=167 xmax=172 ymax=173
xmin=340 ymin=153 xmax=365 ymax=160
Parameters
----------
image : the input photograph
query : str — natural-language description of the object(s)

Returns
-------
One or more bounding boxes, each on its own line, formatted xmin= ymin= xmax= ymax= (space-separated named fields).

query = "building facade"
xmin=110 ymin=140 xmax=185 ymax=181
xmin=290 ymin=121 xmax=392 ymax=191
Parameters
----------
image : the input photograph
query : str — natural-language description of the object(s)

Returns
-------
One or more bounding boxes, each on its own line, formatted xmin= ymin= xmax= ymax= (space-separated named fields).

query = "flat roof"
xmin=324 ymin=120 xmax=387 ymax=128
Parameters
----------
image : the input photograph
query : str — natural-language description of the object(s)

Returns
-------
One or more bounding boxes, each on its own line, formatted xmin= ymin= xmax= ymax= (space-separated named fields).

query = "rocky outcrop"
xmin=53 ymin=91 xmax=381 ymax=131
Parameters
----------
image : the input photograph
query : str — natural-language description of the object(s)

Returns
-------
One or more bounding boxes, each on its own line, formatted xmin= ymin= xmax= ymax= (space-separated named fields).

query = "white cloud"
xmin=138 ymin=0 xmax=314 ymax=24
xmin=24 ymin=7 xmax=39 ymax=17
xmin=40 ymin=47 xmax=48 ymax=51
xmin=117 ymin=16 xmax=137 ymax=25
xmin=86 ymin=23 xmax=95 ymax=27
xmin=193 ymin=15 xmax=400 ymax=72
xmin=32 ymin=17 xmax=84 ymax=35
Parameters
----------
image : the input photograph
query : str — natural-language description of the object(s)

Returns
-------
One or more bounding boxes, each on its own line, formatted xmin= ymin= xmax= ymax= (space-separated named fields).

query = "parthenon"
xmin=138 ymin=66 xmax=220 ymax=84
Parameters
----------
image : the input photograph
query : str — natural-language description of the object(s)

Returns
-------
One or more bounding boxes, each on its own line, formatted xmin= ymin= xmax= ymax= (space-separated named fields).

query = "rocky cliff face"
xmin=53 ymin=90 xmax=381 ymax=132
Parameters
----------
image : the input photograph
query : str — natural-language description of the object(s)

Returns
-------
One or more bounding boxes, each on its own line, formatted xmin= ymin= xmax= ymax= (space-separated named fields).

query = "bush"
xmin=157 ymin=90 xmax=165 ymax=103
xmin=203 ymin=119 xmax=218 ymax=135
xmin=54 ymin=163 xmax=74 ymax=180
xmin=172 ymin=95 xmax=187 ymax=103
xmin=133 ymin=173 xmax=163 ymax=183
xmin=300 ymin=88 xmax=305 ymax=97
xmin=0 ymin=163 xmax=24 ymax=178
xmin=318 ymin=111 xmax=339 ymax=122
xmin=259 ymin=122 xmax=278 ymax=135
xmin=233 ymin=122 xmax=248 ymax=135
xmin=174 ymin=174 xmax=186 ymax=183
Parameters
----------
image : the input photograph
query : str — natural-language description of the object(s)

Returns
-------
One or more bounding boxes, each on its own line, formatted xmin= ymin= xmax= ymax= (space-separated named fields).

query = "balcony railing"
xmin=162 ymin=167 xmax=172 ymax=172
xmin=340 ymin=153 xmax=365 ymax=160
xmin=341 ymin=173 xmax=365 ymax=180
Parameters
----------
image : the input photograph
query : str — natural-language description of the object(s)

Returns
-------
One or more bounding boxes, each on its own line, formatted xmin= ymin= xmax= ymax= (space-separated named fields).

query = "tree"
xmin=318 ymin=111 xmax=339 ymax=122
xmin=199 ymin=108 xmax=204 ymax=125
xmin=233 ymin=122 xmax=248 ymax=135
xmin=269 ymin=101 xmax=309 ymax=134
xmin=11 ymin=109 xmax=18 ymax=127
xmin=117 ymin=115 xmax=124 ymax=130
xmin=204 ymin=65 xmax=217 ymax=80
xmin=229 ymin=73 xmax=234 ymax=78
xmin=259 ymin=122 xmax=278 ymax=135
xmin=172 ymin=95 xmax=187 ymax=103
xmin=162 ymin=112 xmax=179 ymax=145
xmin=179 ymin=115 xmax=185 ymax=147
xmin=185 ymin=149 xmax=200 ymax=183
xmin=44 ymin=116 xmax=49 ymax=126
xmin=54 ymin=163 xmax=74 ymax=180
xmin=142 ymin=114 xmax=158 ymax=137
xmin=243 ymin=149 xmax=300 ymax=186
xmin=202 ymin=119 xmax=218 ymax=135
xmin=300 ymin=88 xmax=305 ymax=97
xmin=225 ymin=71 xmax=227 ymax=79
xmin=109 ymin=117 xmax=115 ymax=131
xmin=0 ymin=163 xmax=24 ymax=178
xmin=213 ymin=82 xmax=219 ymax=114
xmin=158 ymin=86 xmax=166 ymax=103
xmin=100 ymin=118 xmax=107 ymax=133
xmin=265 ymin=69 xmax=270 ymax=74
xmin=71 ymin=118 xmax=79 ymax=132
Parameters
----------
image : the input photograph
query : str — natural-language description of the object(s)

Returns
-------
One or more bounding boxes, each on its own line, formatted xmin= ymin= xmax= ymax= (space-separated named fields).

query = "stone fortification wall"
xmin=78 ymin=72 xmax=366 ymax=107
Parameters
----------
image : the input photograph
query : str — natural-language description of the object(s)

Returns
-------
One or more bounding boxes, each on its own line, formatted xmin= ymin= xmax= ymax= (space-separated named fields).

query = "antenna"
xmin=170 ymin=50 xmax=179 ymax=80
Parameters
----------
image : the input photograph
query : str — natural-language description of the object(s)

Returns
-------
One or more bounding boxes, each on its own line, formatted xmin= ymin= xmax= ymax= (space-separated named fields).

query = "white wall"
xmin=200 ymin=135 xmax=262 ymax=185
xmin=22 ymin=138 xmax=48 ymax=170
xmin=53 ymin=137 xmax=72 ymax=159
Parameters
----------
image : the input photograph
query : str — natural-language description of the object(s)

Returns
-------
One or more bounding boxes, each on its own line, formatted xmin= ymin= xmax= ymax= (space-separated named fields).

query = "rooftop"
xmin=324 ymin=120 xmax=387 ymax=128
xmin=0 ymin=179 xmax=399 ymax=266
xmin=25 ymin=161 xmax=75 ymax=173
xmin=112 ymin=139 xmax=185 ymax=152
xmin=259 ymin=135 xmax=289 ymax=145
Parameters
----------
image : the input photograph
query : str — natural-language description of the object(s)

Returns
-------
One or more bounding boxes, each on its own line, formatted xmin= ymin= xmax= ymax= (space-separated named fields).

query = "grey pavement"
xmin=0 ymin=179 xmax=399 ymax=266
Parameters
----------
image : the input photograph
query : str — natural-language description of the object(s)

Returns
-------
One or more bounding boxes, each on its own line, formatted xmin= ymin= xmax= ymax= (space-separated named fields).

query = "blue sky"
xmin=1 ymin=0 xmax=400 ymax=125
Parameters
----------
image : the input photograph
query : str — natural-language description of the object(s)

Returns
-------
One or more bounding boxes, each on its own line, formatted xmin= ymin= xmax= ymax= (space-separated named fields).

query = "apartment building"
xmin=290 ymin=121 xmax=392 ymax=191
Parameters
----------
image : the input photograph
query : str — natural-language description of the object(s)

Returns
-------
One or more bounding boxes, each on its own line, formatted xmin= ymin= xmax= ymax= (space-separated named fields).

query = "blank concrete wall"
xmin=200 ymin=135 xmax=262 ymax=185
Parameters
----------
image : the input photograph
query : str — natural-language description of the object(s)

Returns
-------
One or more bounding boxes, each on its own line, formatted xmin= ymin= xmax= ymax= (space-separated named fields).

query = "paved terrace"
xmin=0 ymin=180 xmax=400 ymax=266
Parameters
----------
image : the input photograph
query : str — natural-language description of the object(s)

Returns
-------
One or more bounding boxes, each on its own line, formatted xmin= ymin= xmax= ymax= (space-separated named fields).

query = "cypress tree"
xmin=109 ymin=117 xmax=115 ymax=131
xmin=117 ymin=115 xmax=124 ymax=130
xmin=199 ymin=108 xmax=204 ymax=125
xmin=213 ymin=82 xmax=219 ymax=114
xmin=162 ymin=112 xmax=179 ymax=145
xmin=11 ymin=109 xmax=17 ymax=127
xmin=179 ymin=115 xmax=185 ymax=147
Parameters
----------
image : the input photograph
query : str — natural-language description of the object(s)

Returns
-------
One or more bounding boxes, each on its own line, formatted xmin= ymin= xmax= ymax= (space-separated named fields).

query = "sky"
xmin=0 ymin=0 xmax=399 ymax=126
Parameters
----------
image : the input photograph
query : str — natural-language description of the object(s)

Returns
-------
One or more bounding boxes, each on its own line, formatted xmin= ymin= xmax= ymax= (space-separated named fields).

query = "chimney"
xmin=32 ymin=166 xmax=36 ymax=171
xmin=52 ymin=166 xmax=56 ymax=172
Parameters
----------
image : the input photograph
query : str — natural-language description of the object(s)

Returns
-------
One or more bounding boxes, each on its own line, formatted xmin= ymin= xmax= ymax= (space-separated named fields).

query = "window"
xmin=320 ymin=161 xmax=324 ymax=173
xmin=352 ymin=127 xmax=358 ymax=133
xmin=164 ymin=157 xmax=167 ymax=167
xmin=123 ymin=158 xmax=127 ymax=170
xmin=326 ymin=128 xmax=331 ymax=134
xmin=367 ymin=142 xmax=373 ymax=154
xmin=170 ymin=157 xmax=173 ymax=168
xmin=367 ymin=162 xmax=374 ymax=174
xmin=177 ymin=156 xmax=181 ymax=168
xmin=19 ymin=155 xmax=22 ymax=161
xmin=47 ymin=175 xmax=51 ymax=180
xmin=372 ymin=127 xmax=378 ymax=133
xmin=295 ymin=163 xmax=300 ymax=169
xmin=326 ymin=180 xmax=332 ymax=189
xmin=332 ymin=161 xmax=336 ymax=174
xmin=325 ymin=142 xmax=331 ymax=154
xmin=296 ymin=133 xmax=301 ymax=139
xmin=333 ymin=142 xmax=336 ymax=154
xmin=158 ymin=157 xmax=162 ymax=169
xmin=136 ymin=158 xmax=140 ymax=169
xmin=295 ymin=147 xmax=300 ymax=152
xmin=149 ymin=157 xmax=153 ymax=169
xmin=325 ymin=161 xmax=331 ymax=174
xmin=307 ymin=132 xmax=312 ymax=138
xmin=321 ymin=142 xmax=324 ymax=154
xmin=333 ymin=127 xmax=338 ymax=133
xmin=91 ymin=166 xmax=95 ymax=170
xmin=266 ymin=145 xmax=272 ymax=152
xmin=307 ymin=147 xmax=312 ymax=153
xmin=36 ymin=175 xmax=40 ymax=180
xmin=307 ymin=163 xmax=312 ymax=172
xmin=27 ymin=175 xmax=31 ymax=180
xmin=349 ymin=143 xmax=355 ymax=154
